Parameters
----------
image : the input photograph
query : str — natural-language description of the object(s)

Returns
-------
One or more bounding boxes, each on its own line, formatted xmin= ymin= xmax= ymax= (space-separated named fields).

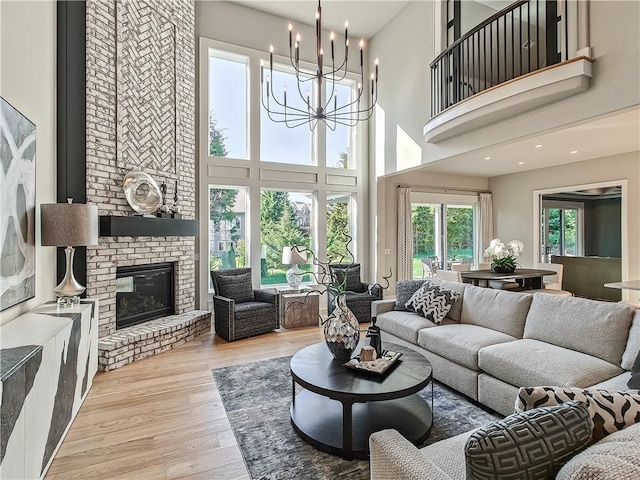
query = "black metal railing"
xmin=430 ymin=0 xmax=567 ymax=117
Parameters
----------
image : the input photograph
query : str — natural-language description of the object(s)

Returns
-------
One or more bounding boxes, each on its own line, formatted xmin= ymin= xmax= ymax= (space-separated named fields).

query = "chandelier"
xmin=260 ymin=0 xmax=379 ymax=130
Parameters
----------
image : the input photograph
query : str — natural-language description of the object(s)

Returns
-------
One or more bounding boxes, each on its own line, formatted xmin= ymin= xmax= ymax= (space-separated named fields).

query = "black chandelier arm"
xmin=263 ymin=79 xmax=313 ymax=115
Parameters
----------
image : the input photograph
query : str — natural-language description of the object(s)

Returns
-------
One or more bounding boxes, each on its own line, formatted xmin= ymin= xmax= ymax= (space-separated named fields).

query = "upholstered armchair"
xmin=210 ymin=268 xmax=279 ymax=341
xmin=327 ymin=263 xmax=382 ymax=324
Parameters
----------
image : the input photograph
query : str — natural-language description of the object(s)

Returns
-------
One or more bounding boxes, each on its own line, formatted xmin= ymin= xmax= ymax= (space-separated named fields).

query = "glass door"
xmin=541 ymin=200 xmax=583 ymax=262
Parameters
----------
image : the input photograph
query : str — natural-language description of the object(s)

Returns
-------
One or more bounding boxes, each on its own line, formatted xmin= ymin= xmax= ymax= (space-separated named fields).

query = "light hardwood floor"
xmin=45 ymin=324 xmax=326 ymax=480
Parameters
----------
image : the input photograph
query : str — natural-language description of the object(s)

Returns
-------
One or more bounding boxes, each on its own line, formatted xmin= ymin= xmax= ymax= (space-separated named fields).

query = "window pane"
xmin=209 ymin=51 xmax=248 ymax=159
xmin=327 ymin=193 xmax=355 ymax=263
xmin=564 ymin=209 xmax=577 ymax=255
xmin=446 ymin=205 xmax=474 ymax=263
xmin=326 ymin=82 xmax=354 ymax=168
xmin=412 ymin=204 xmax=438 ymax=279
xmin=261 ymin=67 xmax=313 ymax=165
xmin=547 ymin=208 xmax=562 ymax=256
xmin=209 ymin=187 xmax=248 ymax=289
xmin=260 ymin=190 xmax=313 ymax=285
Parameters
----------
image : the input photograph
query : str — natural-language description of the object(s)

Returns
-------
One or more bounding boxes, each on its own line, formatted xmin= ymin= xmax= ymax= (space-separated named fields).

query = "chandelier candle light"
xmin=261 ymin=0 xmax=379 ymax=129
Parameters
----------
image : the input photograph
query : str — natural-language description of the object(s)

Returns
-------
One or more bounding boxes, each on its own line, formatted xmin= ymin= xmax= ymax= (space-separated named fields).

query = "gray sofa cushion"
xmin=621 ymin=309 xmax=640 ymax=370
xmin=556 ymin=422 xmax=640 ymax=480
xmin=376 ymin=310 xmax=442 ymax=343
xmin=465 ymin=401 xmax=593 ymax=480
xmin=590 ymin=372 xmax=635 ymax=391
xmin=460 ymin=287 xmax=532 ymax=338
xmin=524 ymin=293 xmax=634 ymax=365
xmin=394 ymin=280 xmax=427 ymax=311
xmin=478 ymin=339 xmax=623 ymax=388
xmin=418 ymin=324 xmax=516 ymax=370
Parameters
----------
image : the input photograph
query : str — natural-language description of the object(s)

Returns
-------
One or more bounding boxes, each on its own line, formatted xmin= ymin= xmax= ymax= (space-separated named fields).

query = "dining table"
xmin=460 ymin=268 xmax=557 ymax=290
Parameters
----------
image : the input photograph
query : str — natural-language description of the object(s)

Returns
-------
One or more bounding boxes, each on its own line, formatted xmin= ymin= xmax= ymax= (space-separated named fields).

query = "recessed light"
xmin=484 ymin=156 xmax=491 ymax=160
xmin=535 ymin=144 xmax=543 ymax=148
xmin=518 ymin=161 xmax=525 ymax=165
xmin=570 ymin=150 xmax=578 ymax=154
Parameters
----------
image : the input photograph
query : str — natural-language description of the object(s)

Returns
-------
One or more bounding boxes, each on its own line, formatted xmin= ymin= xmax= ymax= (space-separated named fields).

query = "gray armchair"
xmin=211 ymin=268 xmax=279 ymax=341
xmin=328 ymin=263 xmax=382 ymax=324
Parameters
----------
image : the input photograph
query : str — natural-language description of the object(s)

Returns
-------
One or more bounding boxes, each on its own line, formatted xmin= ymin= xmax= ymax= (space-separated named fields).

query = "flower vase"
xmin=324 ymin=294 xmax=360 ymax=362
xmin=491 ymin=264 xmax=516 ymax=273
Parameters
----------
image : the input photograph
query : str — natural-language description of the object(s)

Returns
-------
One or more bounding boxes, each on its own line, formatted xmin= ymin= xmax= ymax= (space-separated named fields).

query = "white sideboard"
xmin=0 ymin=300 xmax=98 ymax=479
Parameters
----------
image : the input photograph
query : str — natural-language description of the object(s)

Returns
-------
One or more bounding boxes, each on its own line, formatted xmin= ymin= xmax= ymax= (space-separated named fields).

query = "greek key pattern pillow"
xmin=465 ymin=401 xmax=593 ymax=480
xmin=405 ymin=283 xmax=460 ymax=324
xmin=515 ymin=386 xmax=640 ymax=441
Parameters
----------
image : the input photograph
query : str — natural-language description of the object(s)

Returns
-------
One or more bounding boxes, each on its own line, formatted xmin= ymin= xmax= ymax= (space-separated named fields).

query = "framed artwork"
xmin=0 ymin=97 xmax=36 ymax=311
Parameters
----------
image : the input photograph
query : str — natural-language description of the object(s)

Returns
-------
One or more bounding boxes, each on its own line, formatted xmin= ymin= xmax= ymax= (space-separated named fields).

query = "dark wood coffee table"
xmin=290 ymin=342 xmax=433 ymax=460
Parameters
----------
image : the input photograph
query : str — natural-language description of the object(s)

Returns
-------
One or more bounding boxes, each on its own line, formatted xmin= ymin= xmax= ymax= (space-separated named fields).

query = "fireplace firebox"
xmin=116 ymin=263 xmax=175 ymax=329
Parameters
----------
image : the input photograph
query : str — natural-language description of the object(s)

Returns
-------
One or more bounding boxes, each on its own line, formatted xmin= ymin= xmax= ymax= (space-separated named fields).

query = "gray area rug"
xmin=213 ymin=355 xmax=501 ymax=480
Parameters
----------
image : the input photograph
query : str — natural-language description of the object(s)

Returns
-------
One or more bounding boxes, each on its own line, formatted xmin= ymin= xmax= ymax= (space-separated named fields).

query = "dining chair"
xmin=535 ymin=262 xmax=563 ymax=290
xmin=435 ymin=269 xmax=463 ymax=283
xmin=451 ymin=263 xmax=472 ymax=272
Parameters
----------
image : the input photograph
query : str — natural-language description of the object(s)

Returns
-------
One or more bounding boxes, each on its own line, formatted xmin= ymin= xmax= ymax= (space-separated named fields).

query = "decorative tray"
xmin=343 ymin=350 xmax=403 ymax=376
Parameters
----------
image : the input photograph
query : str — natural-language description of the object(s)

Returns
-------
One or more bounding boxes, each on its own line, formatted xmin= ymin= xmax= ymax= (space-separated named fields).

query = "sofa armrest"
xmin=370 ymin=429 xmax=453 ymax=480
xmin=372 ymin=299 xmax=396 ymax=318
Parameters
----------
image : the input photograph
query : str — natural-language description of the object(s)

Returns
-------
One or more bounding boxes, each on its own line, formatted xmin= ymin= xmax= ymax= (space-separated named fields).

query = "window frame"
xmin=197 ymin=38 xmax=368 ymax=306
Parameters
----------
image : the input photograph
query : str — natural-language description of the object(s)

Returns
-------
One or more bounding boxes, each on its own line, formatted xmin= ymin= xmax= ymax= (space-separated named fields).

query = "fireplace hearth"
xmin=116 ymin=263 xmax=175 ymax=329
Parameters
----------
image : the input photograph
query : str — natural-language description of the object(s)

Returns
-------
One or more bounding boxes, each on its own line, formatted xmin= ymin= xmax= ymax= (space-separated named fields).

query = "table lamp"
xmin=282 ymin=246 xmax=307 ymax=290
xmin=41 ymin=199 xmax=98 ymax=306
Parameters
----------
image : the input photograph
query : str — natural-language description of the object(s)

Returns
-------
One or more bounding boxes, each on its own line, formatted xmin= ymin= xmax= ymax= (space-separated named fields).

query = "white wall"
xmin=0 ymin=1 xmax=57 ymax=324
xmin=490 ymin=151 xmax=640 ymax=286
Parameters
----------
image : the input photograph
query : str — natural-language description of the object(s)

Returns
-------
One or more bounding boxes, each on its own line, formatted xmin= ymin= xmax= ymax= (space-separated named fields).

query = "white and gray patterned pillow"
xmin=515 ymin=386 xmax=640 ymax=441
xmin=465 ymin=401 xmax=593 ymax=480
xmin=405 ymin=283 xmax=460 ymax=324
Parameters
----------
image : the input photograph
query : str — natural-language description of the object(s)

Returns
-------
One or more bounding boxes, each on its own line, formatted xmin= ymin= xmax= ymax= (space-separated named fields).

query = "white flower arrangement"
xmin=485 ymin=239 xmax=524 ymax=270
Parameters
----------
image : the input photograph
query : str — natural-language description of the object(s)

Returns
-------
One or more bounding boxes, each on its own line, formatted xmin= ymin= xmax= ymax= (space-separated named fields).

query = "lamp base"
xmin=52 ymin=246 xmax=86 ymax=305
xmin=286 ymin=264 xmax=304 ymax=290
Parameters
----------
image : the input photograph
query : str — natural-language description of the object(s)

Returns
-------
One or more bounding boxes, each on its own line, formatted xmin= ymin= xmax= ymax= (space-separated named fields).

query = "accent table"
xmin=290 ymin=342 xmax=433 ymax=460
xmin=277 ymin=287 xmax=320 ymax=328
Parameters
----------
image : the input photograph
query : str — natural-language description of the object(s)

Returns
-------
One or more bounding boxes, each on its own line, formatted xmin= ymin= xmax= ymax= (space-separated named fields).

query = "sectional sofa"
xmin=371 ymin=278 xmax=639 ymax=416
xmin=369 ymin=278 xmax=640 ymax=479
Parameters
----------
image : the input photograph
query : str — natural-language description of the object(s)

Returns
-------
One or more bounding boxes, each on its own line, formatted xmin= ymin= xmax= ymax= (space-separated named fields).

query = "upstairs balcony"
xmin=424 ymin=0 xmax=593 ymax=143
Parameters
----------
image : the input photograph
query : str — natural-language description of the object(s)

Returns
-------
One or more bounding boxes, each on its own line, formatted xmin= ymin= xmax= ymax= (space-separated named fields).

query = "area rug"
xmin=213 ymin=356 xmax=501 ymax=480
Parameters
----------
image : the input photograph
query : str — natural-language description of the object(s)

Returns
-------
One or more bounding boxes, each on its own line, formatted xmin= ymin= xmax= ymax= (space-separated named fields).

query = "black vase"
xmin=491 ymin=265 xmax=516 ymax=273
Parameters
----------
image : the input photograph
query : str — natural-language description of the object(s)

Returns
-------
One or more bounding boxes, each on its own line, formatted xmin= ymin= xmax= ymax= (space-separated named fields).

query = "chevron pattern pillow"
xmin=405 ymin=283 xmax=460 ymax=324
xmin=515 ymin=386 xmax=640 ymax=441
xmin=465 ymin=401 xmax=593 ymax=480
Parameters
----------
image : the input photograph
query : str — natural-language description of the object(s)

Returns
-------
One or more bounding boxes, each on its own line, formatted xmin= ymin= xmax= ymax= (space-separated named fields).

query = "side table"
xmin=277 ymin=287 xmax=320 ymax=328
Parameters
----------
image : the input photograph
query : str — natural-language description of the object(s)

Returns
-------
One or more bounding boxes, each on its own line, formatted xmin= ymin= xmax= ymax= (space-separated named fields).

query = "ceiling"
xmin=422 ymin=107 xmax=640 ymax=178
xmin=231 ymin=1 xmax=410 ymax=39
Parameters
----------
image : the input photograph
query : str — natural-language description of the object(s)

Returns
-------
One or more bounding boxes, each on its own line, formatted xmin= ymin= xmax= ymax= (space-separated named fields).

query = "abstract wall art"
xmin=0 ymin=97 xmax=36 ymax=311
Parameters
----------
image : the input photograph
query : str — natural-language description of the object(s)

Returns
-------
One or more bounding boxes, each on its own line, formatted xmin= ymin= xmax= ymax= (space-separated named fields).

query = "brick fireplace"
xmin=84 ymin=0 xmax=210 ymax=371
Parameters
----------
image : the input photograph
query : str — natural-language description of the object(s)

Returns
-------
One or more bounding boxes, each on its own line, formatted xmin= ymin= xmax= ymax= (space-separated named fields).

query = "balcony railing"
xmin=430 ymin=0 xmax=567 ymax=117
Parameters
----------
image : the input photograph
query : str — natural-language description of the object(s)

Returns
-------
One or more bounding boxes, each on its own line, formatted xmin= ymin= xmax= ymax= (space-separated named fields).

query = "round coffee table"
xmin=290 ymin=342 xmax=433 ymax=460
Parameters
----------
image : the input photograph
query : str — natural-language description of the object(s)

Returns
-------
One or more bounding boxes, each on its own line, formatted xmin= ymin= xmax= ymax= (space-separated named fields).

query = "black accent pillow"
xmin=628 ymin=350 xmax=640 ymax=389
xmin=216 ymin=271 xmax=254 ymax=303
xmin=465 ymin=401 xmax=593 ymax=480
xmin=394 ymin=280 xmax=428 ymax=311
xmin=332 ymin=265 xmax=362 ymax=293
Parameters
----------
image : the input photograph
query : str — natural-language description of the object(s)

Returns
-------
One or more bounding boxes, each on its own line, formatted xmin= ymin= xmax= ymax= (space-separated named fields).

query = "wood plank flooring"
xmin=45 ymin=324 xmax=326 ymax=480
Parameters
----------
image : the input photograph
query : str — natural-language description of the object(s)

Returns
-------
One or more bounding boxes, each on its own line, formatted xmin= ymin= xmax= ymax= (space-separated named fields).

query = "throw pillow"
xmin=405 ymin=283 xmax=460 ymax=324
xmin=556 ymin=422 xmax=640 ymax=480
xmin=515 ymin=386 xmax=640 ymax=441
xmin=215 ymin=271 xmax=254 ymax=303
xmin=465 ymin=401 xmax=593 ymax=480
xmin=628 ymin=350 xmax=640 ymax=389
xmin=394 ymin=280 xmax=428 ymax=311
xmin=332 ymin=265 xmax=363 ymax=293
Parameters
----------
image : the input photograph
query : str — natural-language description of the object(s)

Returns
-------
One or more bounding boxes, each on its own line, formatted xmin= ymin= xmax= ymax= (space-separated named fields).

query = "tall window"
xmin=200 ymin=39 xmax=365 ymax=301
xmin=208 ymin=50 xmax=249 ymax=159
xmin=260 ymin=190 xmax=313 ymax=285
xmin=209 ymin=187 xmax=248 ymax=286
xmin=327 ymin=193 xmax=356 ymax=262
